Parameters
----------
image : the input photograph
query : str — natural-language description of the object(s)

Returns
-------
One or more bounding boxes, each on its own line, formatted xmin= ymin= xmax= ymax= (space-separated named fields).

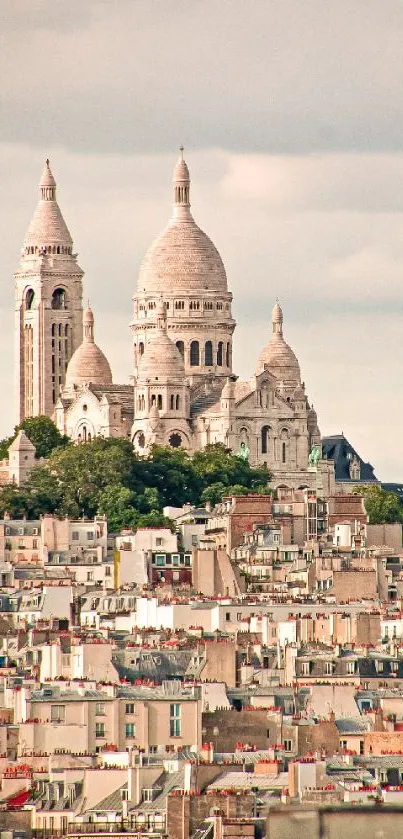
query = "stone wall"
xmin=332 ymin=570 xmax=377 ymax=602
xmin=167 ymin=791 xmax=254 ymax=839
xmin=297 ymin=719 xmax=340 ymax=756
xmin=202 ymin=709 xmax=280 ymax=752
xmin=268 ymin=806 xmax=403 ymax=839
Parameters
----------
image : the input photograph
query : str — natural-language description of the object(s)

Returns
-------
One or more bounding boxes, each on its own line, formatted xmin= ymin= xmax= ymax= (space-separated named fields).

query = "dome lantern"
xmin=173 ymin=146 xmax=191 ymax=219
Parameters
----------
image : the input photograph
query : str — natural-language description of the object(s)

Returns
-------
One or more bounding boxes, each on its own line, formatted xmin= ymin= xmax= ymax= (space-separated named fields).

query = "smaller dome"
xmin=65 ymin=306 xmax=112 ymax=388
xmin=256 ymin=301 xmax=301 ymax=384
xmin=137 ymin=330 xmax=185 ymax=384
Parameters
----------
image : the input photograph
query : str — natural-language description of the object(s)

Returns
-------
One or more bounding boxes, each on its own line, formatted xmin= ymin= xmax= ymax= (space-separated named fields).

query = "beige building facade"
xmin=17 ymin=152 xmax=328 ymax=489
xmin=15 ymin=160 xmax=83 ymax=422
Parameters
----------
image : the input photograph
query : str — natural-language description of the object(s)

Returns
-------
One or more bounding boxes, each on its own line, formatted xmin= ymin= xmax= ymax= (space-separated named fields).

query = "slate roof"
xmin=336 ymin=718 xmax=370 ymax=734
xmin=322 ymin=434 xmax=378 ymax=484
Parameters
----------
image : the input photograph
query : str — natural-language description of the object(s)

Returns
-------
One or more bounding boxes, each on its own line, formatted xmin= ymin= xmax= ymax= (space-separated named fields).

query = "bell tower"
xmin=14 ymin=160 xmax=83 ymax=421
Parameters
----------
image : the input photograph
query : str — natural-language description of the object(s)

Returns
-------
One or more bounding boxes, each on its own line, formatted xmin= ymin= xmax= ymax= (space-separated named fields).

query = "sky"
xmin=1 ymin=0 xmax=402 ymax=480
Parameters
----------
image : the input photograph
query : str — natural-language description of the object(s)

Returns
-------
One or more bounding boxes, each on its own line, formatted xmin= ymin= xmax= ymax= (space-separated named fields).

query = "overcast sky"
xmin=1 ymin=0 xmax=402 ymax=480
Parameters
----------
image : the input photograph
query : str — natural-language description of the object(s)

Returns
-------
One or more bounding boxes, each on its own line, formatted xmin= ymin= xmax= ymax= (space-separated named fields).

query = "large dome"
xmin=138 ymin=219 xmax=228 ymax=294
xmin=256 ymin=302 xmax=301 ymax=384
xmin=65 ymin=307 xmax=112 ymax=388
xmin=137 ymin=150 xmax=228 ymax=295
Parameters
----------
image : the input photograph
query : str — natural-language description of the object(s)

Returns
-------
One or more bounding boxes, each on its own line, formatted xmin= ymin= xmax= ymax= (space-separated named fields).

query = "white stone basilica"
xmin=15 ymin=151 xmax=333 ymax=490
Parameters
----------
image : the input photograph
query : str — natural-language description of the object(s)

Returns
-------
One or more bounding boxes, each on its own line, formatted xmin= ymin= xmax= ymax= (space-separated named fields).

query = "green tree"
xmin=98 ymin=485 xmax=139 ymax=532
xmin=49 ymin=437 xmax=136 ymax=518
xmin=0 ymin=416 xmax=69 ymax=460
xmin=201 ymin=482 xmax=228 ymax=507
xmin=140 ymin=446 xmax=198 ymax=507
xmin=193 ymin=443 xmax=271 ymax=497
xmin=353 ymin=484 xmax=403 ymax=524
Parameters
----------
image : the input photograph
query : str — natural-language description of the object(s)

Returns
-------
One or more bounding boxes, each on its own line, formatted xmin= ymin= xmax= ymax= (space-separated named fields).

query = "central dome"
xmin=137 ymin=150 xmax=228 ymax=295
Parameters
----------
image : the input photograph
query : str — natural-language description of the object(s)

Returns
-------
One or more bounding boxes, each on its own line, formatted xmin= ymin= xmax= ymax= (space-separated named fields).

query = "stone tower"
xmin=14 ymin=160 xmax=83 ymax=422
xmin=132 ymin=149 xmax=235 ymax=392
xmin=8 ymin=430 xmax=36 ymax=485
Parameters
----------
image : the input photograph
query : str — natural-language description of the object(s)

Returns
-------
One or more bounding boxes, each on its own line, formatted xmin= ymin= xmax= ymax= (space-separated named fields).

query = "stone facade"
xmin=19 ymin=152 xmax=332 ymax=490
xmin=15 ymin=160 xmax=83 ymax=421
xmin=129 ymin=151 xmax=324 ymax=488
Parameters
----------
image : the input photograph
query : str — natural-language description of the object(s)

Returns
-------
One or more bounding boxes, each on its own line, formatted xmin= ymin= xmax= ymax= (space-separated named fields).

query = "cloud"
xmin=1 ymin=1 xmax=403 ymax=154
xmin=1 ymin=0 xmax=402 ymax=480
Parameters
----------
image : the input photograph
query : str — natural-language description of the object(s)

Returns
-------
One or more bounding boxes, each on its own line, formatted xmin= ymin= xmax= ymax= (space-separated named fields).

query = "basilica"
xmin=15 ymin=151 xmax=335 ymax=491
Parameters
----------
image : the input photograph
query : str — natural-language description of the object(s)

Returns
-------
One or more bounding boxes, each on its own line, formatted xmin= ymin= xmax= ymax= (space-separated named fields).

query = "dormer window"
xmin=349 ymin=456 xmax=361 ymax=481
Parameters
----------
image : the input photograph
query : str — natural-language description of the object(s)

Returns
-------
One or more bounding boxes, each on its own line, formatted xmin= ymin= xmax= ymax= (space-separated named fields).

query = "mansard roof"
xmin=322 ymin=434 xmax=378 ymax=483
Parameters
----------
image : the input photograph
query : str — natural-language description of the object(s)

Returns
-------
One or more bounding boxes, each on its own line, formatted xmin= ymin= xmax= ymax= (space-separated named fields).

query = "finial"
xmin=39 ymin=159 xmax=56 ymax=199
xmin=272 ymin=300 xmax=283 ymax=335
xmin=173 ymin=148 xmax=191 ymax=216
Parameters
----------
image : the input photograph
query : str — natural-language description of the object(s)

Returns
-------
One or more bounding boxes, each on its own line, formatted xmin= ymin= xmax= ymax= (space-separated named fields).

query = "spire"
xmin=83 ymin=305 xmax=95 ymax=342
xmin=39 ymin=159 xmax=56 ymax=201
xmin=23 ymin=159 xmax=73 ymax=253
xmin=272 ymin=300 xmax=283 ymax=336
xmin=172 ymin=146 xmax=191 ymax=219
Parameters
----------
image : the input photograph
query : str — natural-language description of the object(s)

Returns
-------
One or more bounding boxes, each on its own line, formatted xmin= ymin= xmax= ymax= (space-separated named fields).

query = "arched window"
xmin=170 ymin=394 xmax=174 ymax=410
xmin=176 ymin=394 xmax=180 ymax=410
xmin=157 ymin=395 xmax=163 ymax=410
xmin=176 ymin=340 xmax=184 ymax=359
xmin=280 ymin=428 xmax=289 ymax=464
xmin=217 ymin=341 xmax=223 ymax=366
xmin=139 ymin=342 xmax=144 ymax=357
xmin=226 ymin=342 xmax=231 ymax=368
xmin=190 ymin=341 xmax=199 ymax=366
xmin=51 ymin=288 xmax=66 ymax=310
xmin=205 ymin=341 xmax=213 ymax=366
xmin=261 ymin=425 xmax=270 ymax=455
xmin=25 ymin=289 xmax=35 ymax=310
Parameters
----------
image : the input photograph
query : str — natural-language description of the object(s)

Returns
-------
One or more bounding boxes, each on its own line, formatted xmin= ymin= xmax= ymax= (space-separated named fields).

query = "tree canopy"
xmin=353 ymin=484 xmax=403 ymax=524
xmin=0 ymin=437 xmax=272 ymax=530
xmin=0 ymin=416 xmax=69 ymax=460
